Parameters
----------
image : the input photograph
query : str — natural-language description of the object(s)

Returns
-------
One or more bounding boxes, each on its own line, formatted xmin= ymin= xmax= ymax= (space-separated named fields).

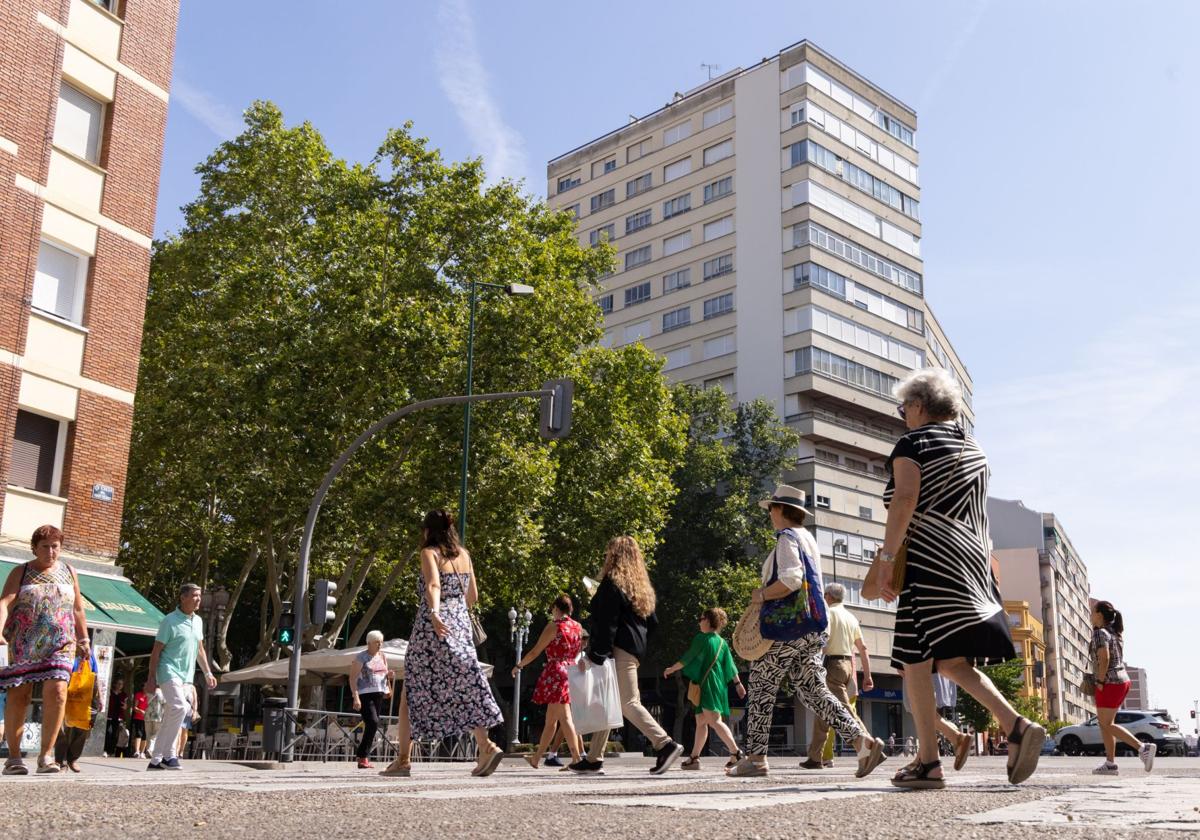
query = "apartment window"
xmin=598 ymin=294 xmax=613 ymax=315
xmin=792 ymin=221 xmax=922 ymax=294
xmin=590 ymin=189 xmax=615 ymax=213
xmin=10 ymin=410 xmax=62 ymax=495
xmin=623 ymin=320 xmax=651 ymax=344
xmin=845 ymin=457 xmax=868 ymax=473
xmin=591 ymin=158 xmax=616 ymax=178
xmin=815 ymin=449 xmax=839 ymax=464
xmin=790 ymin=140 xmax=919 ymax=220
xmin=662 ymin=230 xmax=692 ymax=256
xmin=704 ymin=374 xmax=734 ymax=394
xmin=874 ymin=110 xmax=915 ymax=147
xmin=663 ymin=157 xmax=692 ymax=183
xmin=627 ymin=137 xmax=652 ymax=163
xmin=624 ymin=281 xmax=651 ymax=306
xmin=703 ymin=139 xmax=733 ymax=166
xmin=793 ymin=347 xmax=900 ymax=398
xmin=89 ymin=0 xmax=117 ymax=9
xmin=664 ymin=346 xmax=691 ymax=371
xmin=703 ymin=253 xmax=732 ymax=280
xmin=626 ymin=173 xmax=653 ymax=198
xmin=703 ymin=216 xmax=733 ymax=242
xmin=663 ymin=267 xmax=691 ymax=294
xmin=792 ymin=261 xmax=923 ymax=332
xmin=663 ymin=194 xmax=691 ymax=219
xmin=703 ymin=293 xmax=733 ymax=319
xmin=625 ymin=209 xmax=652 ymax=235
xmin=662 ymin=306 xmax=691 ymax=332
xmin=567 ymin=203 xmax=581 ymax=220
xmin=703 ymin=333 xmax=735 ymax=359
xmin=790 ymin=304 xmax=925 ymax=368
xmin=32 ymin=240 xmax=88 ymax=324
xmin=816 ymin=494 xmax=833 ymax=509
xmin=703 ymin=176 xmax=732 ymax=203
xmin=702 ymin=102 xmax=733 ymax=129
xmin=589 ymin=224 xmax=615 ymax=247
xmin=624 ymin=245 xmax=651 ymax=270
xmin=55 ymin=83 xmax=104 ymax=164
xmin=663 ymin=121 xmax=692 ymax=146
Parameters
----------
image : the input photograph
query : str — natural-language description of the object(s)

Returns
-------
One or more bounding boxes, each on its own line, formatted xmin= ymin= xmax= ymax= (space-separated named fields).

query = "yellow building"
xmin=1004 ymin=600 xmax=1048 ymax=713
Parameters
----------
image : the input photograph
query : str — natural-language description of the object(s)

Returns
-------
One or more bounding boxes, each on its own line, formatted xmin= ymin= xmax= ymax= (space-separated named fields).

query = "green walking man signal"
xmin=277 ymin=601 xmax=295 ymax=646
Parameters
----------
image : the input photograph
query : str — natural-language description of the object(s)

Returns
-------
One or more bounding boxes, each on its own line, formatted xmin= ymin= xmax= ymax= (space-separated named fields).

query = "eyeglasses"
xmin=896 ymin=403 xmax=907 ymax=419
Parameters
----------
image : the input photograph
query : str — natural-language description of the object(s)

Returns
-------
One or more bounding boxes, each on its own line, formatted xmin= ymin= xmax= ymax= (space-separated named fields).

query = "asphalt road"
xmin=3 ymin=755 xmax=1198 ymax=839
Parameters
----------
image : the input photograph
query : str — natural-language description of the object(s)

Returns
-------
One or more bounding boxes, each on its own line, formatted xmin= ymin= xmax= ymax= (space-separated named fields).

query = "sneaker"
xmin=726 ymin=756 xmax=768 ymax=777
xmin=1139 ymin=743 xmax=1156 ymax=773
xmin=544 ymin=754 xmax=563 ymax=767
xmin=568 ymin=758 xmax=605 ymax=775
xmin=1093 ymin=761 xmax=1119 ymax=775
xmin=823 ymin=760 xmax=834 ymax=768
xmin=146 ymin=760 xmax=165 ymax=771
xmin=650 ymin=740 xmax=684 ymax=775
xmin=162 ymin=757 xmax=182 ymax=771
xmin=799 ymin=758 xmax=825 ymax=770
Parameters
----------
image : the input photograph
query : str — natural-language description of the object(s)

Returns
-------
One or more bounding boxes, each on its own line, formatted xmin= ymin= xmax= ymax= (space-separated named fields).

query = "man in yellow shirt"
xmin=801 ymin=583 xmax=872 ymax=769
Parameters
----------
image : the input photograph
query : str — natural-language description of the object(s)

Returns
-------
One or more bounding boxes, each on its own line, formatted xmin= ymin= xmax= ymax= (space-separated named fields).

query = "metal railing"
xmin=792 ymin=409 xmax=901 ymax=444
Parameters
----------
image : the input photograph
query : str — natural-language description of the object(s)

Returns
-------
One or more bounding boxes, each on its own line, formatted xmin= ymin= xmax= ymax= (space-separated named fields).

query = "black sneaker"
xmin=568 ymin=758 xmax=605 ymax=775
xmin=146 ymin=760 xmax=165 ymax=771
xmin=650 ymin=740 xmax=684 ymax=775
xmin=544 ymin=754 xmax=563 ymax=767
xmin=162 ymin=757 xmax=182 ymax=771
xmin=799 ymin=758 xmax=825 ymax=769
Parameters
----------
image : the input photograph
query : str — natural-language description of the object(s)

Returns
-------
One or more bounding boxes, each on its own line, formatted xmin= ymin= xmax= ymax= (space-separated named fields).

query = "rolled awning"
xmin=0 ymin=560 xmax=165 ymax=636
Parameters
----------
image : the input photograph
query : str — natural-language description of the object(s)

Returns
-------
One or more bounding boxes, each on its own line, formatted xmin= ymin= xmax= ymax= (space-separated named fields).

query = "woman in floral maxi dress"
xmin=381 ymin=510 xmax=504 ymax=778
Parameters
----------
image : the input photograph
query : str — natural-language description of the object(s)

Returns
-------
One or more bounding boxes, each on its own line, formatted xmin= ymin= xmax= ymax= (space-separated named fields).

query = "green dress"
xmin=679 ymin=631 xmax=737 ymax=715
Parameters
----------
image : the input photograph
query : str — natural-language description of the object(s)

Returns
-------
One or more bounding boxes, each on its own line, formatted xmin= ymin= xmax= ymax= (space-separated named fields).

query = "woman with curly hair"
xmin=569 ymin=535 xmax=683 ymax=776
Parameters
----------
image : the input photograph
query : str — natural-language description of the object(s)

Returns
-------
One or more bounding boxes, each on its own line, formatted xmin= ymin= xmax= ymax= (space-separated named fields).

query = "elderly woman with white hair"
xmin=349 ymin=630 xmax=392 ymax=769
xmin=866 ymin=368 xmax=1043 ymax=789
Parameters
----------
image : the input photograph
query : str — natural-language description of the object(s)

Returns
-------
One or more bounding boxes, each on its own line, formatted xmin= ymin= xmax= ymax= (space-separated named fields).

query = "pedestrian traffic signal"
xmin=278 ymin=601 xmax=295 ymax=646
xmin=539 ymin=378 xmax=573 ymax=440
xmin=1192 ymin=709 xmax=1196 ymax=719
xmin=313 ymin=579 xmax=338 ymax=626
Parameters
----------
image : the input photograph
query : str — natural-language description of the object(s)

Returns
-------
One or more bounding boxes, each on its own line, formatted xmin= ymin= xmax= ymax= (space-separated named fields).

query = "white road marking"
xmin=574 ymin=783 xmax=893 ymax=811
xmin=962 ymin=777 xmax=1200 ymax=830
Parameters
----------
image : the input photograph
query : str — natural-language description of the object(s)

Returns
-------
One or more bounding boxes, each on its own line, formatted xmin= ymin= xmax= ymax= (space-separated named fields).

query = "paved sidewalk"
xmin=2 ymin=755 xmax=1198 ymax=838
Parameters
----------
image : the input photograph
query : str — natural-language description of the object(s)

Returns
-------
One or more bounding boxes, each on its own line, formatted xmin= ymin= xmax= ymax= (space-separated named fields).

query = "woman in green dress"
xmin=663 ymin=607 xmax=746 ymax=770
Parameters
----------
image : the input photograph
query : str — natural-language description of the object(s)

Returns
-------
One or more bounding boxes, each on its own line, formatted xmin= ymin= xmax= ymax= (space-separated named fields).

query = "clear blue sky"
xmin=156 ymin=1 xmax=1200 ymax=729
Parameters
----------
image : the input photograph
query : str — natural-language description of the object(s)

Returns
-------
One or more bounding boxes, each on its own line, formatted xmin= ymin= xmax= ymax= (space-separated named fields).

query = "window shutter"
xmin=10 ymin=410 xmax=59 ymax=494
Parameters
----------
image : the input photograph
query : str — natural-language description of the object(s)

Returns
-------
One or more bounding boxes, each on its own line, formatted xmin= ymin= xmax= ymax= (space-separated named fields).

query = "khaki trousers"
xmin=806 ymin=658 xmax=865 ymax=761
xmin=586 ymin=647 xmax=670 ymax=760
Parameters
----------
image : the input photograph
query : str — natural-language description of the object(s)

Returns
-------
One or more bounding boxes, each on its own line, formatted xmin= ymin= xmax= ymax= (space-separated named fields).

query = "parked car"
xmin=1055 ymin=710 xmax=1186 ymax=757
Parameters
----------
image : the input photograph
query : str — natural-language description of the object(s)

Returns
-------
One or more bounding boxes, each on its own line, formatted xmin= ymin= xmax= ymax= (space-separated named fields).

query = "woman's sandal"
xmin=1006 ymin=716 xmax=1046 ymax=785
xmin=891 ymin=759 xmax=945 ymax=790
xmin=472 ymin=744 xmax=505 ymax=777
xmin=953 ymin=732 xmax=971 ymax=771
xmin=725 ymin=749 xmax=747 ymax=770
xmin=524 ymin=753 xmax=540 ymax=770
xmin=379 ymin=760 xmax=411 ymax=777
xmin=35 ymin=758 xmax=61 ymax=774
xmin=681 ymin=756 xmax=700 ymax=770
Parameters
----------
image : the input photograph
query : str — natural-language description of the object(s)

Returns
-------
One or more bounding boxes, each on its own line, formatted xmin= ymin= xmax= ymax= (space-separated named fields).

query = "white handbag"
xmin=568 ymin=656 xmax=623 ymax=735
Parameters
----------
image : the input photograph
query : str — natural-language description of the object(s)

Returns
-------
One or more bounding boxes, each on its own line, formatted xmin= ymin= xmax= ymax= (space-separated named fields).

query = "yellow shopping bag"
xmin=64 ymin=654 xmax=97 ymax=730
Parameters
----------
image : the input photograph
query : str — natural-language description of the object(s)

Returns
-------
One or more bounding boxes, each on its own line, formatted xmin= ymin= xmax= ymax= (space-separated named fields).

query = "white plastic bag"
xmin=568 ymin=657 xmax=623 ymax=735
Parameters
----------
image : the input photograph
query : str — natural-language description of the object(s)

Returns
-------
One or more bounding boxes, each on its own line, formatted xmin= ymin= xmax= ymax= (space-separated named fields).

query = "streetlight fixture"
xmin=508 ymin=605 xmax=533 ymax=747
xmin=458 ymin=280 xmax=535 ymax=543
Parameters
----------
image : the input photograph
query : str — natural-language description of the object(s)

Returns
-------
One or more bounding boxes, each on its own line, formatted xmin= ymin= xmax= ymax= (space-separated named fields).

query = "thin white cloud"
xmin=918 ymin=0 xmax=992 ymax=113
xmin=435 ymin=0 xmax=531 ymax=188
xmin=172 ymin=77 xmax=244 ymax=140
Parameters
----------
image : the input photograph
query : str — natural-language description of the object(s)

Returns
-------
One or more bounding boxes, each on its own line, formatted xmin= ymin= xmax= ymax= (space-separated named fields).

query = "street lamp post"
xmin=457 ymin=281 xmax=535 ymax=544
xmin=508 ymin=605 xmax=533 ymax=747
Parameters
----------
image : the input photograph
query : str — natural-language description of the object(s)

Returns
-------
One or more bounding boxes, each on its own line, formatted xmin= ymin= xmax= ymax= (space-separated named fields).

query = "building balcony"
xmin=788 ymin=409 xmax=898 ymax=458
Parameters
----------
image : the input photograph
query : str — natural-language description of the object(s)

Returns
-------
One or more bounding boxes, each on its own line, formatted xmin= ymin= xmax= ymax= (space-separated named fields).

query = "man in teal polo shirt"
xmin=144 ymin=583 xmax=216 ymax=770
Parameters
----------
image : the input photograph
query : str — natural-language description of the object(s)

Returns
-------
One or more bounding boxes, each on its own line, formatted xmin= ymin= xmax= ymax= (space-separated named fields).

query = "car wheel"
xmin=1060 ymin=735 xmax=1083 ymax=757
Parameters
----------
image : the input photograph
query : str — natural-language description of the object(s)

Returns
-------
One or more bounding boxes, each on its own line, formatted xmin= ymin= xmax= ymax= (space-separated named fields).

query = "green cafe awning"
xmin=0 ymin=560 xmax=165 ymax=636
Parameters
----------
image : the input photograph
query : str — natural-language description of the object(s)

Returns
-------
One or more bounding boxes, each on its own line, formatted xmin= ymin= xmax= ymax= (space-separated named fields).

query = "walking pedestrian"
xmin=54 ymin=651 xmax=102 ymax=772
xmin=145 ymin=687 xmax=165 ymax=755
xmin=130 ymin=684 xmax=149 ymax=758
xmin=144 ymin=583 xmax=218 ymax=770
xmin=104 ymin=676 xmax=128 ymax=757
xmin=380 ymin=510 xmax=504 ymax=779
xmin=0 ymin=524 xmax=91 ymax=774
xmin=801 ymin=583 xmax=871 ymax=769
xmin=569 ymin=535 xmax=684 ymax=776
xmin=867 ymin=368 xmax=1044 ymax=789
xmin=350 ymin=630 xmax=393 ymax=769
xmin=177 ymin=683 xmax=199 ymax=759
xmin=1089 ymin=600 xmax=1154 ymax=775
xmin=663 ymin=607 xmax=745 ymax=770
xmin=898 ymin=665 xmax=971 ymax=771
xmin=514 ymin=594 xmax=585 ymax=769
xmin=728 ymin=487 xmax=888 ymax=778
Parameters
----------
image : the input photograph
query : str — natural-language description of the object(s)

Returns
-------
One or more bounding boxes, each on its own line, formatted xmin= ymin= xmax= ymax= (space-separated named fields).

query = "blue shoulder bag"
xmin=759 ymin=529 xmax=827 ymax=640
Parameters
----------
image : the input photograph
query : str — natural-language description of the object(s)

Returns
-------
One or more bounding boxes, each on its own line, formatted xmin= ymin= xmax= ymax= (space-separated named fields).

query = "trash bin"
xmin=262 ymin=697 xmax=288 ymax=758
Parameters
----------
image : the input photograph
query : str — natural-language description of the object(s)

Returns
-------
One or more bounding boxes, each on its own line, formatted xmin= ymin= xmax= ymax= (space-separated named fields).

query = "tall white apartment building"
xmin=547 ymin=41 xmax=975 ymax=745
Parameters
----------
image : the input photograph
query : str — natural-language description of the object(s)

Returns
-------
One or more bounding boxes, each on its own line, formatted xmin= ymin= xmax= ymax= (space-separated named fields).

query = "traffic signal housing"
xmin=539 ymin=379 xmax=573 ymax=440
xmin=313 ymin=579 xmax=338 ymax=626
xmin=277 ymin=601 xmax=295 ymax=646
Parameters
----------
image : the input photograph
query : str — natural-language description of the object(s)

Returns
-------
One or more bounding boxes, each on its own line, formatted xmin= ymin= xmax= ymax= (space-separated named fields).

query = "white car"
xmin=1055 ymin=709 xmax=1186 ymax=757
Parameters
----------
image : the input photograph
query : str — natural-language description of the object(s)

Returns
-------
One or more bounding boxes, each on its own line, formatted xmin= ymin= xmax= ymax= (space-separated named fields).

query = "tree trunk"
xmin=246 ymin=528 xmax=285 ymax=667
xmin=347 ymin=551 xmax=416 ymax=646
xmin=214 ymin=543 xmax=260 ymax=671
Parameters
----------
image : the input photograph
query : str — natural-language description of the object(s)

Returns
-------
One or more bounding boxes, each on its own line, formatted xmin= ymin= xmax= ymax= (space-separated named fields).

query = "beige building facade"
xmin=1125 ymin=666 xmax=1150 ymax=711
xmin=547 ymin=40 xmax=975 ymax=746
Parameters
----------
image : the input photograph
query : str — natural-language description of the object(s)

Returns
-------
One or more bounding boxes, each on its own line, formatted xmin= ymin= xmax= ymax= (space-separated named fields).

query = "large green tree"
xmin=123 ymin=102 xmax=684 ymax=669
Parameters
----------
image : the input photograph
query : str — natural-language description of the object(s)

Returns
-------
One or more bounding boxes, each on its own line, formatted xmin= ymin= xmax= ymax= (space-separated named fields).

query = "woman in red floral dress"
xmin=512 ymin=594 xmax=584 ymax=768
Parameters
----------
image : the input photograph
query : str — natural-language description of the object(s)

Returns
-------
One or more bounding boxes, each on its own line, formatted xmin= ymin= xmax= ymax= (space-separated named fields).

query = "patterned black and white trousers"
xmin=744 ymin=633 xmax=866 ymax=756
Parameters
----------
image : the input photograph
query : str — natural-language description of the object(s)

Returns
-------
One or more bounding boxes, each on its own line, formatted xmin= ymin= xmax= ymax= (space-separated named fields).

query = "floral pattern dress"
xmin=0 ymin=561 xmax=77 ymax=689
xmin=404 ymin=568 xmax=503 ymax=740
xmin=531 ymin=616 xmax=582 ymax=705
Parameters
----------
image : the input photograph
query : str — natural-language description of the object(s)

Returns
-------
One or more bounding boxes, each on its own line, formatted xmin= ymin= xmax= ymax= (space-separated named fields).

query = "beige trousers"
xmin=806 ymin=658 xmax=865 ymax=761
xmin=586 ymin=647 xmax=670 ymax=760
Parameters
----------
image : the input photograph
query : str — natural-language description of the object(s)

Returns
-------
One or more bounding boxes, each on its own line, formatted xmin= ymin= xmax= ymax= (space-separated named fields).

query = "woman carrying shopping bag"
xmin=55 ymin=650 xmax=101 ymax=772
xmin=663 ymin=607 xmax=745 ymax=770
xmin=513 ymin=594 xmax=584 ymax=769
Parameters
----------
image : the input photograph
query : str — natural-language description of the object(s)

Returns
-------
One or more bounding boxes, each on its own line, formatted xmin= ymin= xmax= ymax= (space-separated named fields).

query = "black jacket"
xmin=586 ymin=576 xmax=657 ymax=665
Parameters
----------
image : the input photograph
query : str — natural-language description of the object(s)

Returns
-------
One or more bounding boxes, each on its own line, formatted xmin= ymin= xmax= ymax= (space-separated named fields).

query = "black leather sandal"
xmin=890 ymin=759 xmax=945 ymax=789
xmin=1006 ymin=716 xmax=1045 ymax=785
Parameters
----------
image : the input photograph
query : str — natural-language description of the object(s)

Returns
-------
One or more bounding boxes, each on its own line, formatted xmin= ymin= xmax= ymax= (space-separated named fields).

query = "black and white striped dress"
xmin=883 ymin=422 xmax=1015 ymax=669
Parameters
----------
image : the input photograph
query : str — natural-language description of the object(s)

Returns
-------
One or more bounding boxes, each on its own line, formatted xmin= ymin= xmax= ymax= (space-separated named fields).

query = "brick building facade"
xmin=0 ymin=0 xmax=178 ymax=564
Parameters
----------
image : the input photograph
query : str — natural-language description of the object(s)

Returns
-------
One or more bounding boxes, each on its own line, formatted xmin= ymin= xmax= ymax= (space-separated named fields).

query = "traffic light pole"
xmin=282 ymin=382 xmax=571 ymax=762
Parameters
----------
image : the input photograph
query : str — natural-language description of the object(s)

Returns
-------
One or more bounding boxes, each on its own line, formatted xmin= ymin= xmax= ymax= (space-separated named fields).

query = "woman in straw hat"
xmin=727 ymin=486 xmax=887 ymax=778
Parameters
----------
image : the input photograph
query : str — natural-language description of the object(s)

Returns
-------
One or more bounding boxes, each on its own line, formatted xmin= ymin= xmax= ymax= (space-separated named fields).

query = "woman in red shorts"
xmin=512 ymin=594 xmax=584 ymax=769
xmin=1090 ymin=600 xmax=1154 ymax=775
